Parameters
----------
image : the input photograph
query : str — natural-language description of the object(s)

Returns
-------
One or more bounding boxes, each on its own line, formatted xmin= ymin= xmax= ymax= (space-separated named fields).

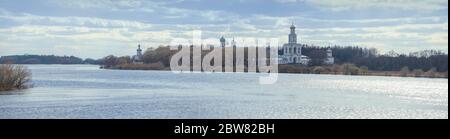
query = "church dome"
xmin=137 ymin=44 xmax=142 ymax=51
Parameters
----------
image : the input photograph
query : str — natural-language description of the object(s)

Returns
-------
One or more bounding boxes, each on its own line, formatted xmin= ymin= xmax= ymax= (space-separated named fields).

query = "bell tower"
xmin=289 ymin=23 xmax=297 ymax=44
xmin=137 ymin=44 xmax=142 ymax=57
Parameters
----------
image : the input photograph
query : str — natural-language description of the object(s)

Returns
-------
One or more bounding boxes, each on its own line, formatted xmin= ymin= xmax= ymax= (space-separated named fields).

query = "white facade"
xmin=132 ymin=44 xmax=144 ymax=64
xmin=279 ymin=24 xmax=310 ymax=65
xmin=324 ymin=48 xmax=334 ymax=65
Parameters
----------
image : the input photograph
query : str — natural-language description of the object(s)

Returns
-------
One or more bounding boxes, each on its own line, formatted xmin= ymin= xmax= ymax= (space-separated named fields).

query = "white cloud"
xmin=274 ymin=0 xmax=299 ymax=3
xmin=297 ymin=22 xmax=448 ymax=53
xmin=427 ymin=32 xmax=448 ymax=46
xmin=303 ymin=0 xmax=448 ymax=11
xmin=0 ymin=13 xmax=153 ymax=29
xmin=48 ymin=0 xmax=157 ymax=12
xmin=0 ymin=0 xmax=448 ymax=57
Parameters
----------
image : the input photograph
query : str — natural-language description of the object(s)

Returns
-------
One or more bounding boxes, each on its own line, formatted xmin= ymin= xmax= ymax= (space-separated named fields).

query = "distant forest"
xmin=302 ymin=46 xmax=448 ymax=72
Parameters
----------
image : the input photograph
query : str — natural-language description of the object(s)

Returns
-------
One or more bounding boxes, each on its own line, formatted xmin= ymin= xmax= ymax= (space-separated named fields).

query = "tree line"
xmin=0 ymin=55 xmax=88 ymax=64
xmin=303 ymin=46 xmax=448 ymax=72
xmin=99 ymin=45 xmax=447 ymax=73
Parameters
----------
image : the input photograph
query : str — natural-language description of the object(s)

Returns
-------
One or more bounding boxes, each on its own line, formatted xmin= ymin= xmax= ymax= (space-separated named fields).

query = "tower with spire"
xmin=132 ymin=44 xmax=144 ymax=64
xmin=137 ymin=44 xmax=142 ymax=58
xmin=279 ymin=24 xmax=310 ymax=65
xmin=289 ymin=23 xmax=297 ymax=44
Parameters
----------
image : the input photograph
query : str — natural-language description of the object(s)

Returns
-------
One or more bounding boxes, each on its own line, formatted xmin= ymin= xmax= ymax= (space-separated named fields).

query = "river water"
xmin=0 ymin=65 xmax=447 ymax=119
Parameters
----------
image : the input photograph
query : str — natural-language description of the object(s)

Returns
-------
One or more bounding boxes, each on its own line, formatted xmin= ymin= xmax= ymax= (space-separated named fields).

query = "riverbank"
xmin=101 ymin=63 xmax=171 ymax=71
xmin=0 ymin=64 xmax=32 ymax=94
xmin=103 ymin=63 xmax=448 ymax=79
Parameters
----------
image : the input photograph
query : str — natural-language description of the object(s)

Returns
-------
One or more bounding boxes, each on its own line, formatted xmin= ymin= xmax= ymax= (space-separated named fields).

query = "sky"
xmin=0 ymin=0 xmax=448 ymax=58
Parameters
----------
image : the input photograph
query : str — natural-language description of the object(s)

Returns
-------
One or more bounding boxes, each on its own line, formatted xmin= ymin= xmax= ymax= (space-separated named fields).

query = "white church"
xmin=132 ymin=44 xmax=143 ymax=64
xmin=278 ymin=24 xmax=334 ymax=65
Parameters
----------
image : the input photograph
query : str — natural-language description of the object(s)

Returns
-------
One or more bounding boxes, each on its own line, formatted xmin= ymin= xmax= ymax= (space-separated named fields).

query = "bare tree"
xmin=0 ymin=64 xmax=32 ymax=92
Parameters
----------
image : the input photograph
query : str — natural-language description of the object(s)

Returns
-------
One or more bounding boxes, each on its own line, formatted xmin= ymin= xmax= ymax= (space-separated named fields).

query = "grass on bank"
xmin=279 ymin=64 xmax=448 ymax=78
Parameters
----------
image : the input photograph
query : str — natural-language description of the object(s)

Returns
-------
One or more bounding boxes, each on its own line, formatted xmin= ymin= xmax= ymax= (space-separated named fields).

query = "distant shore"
xmin=102 ymin=63 xmax=448 ymax=79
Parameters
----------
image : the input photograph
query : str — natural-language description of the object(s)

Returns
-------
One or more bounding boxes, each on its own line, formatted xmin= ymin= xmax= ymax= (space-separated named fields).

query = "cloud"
xmin=427 ymin=32 xmax=448 ymax=46
xmin=0 ymin=13 xmax=153 ymax=29
xmin=48 ymin=0 xmax=157 ymax=12
xmin=0 ymin=0 xmax=448 ymax=58
xmin=302 ymin=0 xmax=448 ymax=11
xmin=274 ymin=0 xmax=299 ymax=3
xmin=1 ymin=12 xmax=447 ymax=56
xmin=297 ymin=22 xmax=448 ymax=52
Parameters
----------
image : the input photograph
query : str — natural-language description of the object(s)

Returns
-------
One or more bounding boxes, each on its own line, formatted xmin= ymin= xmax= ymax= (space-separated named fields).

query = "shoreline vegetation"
xmin=0 ymin=64 xmax=32 ymax=93
xmin=103 ymin=63 xmax=448 ymax=79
